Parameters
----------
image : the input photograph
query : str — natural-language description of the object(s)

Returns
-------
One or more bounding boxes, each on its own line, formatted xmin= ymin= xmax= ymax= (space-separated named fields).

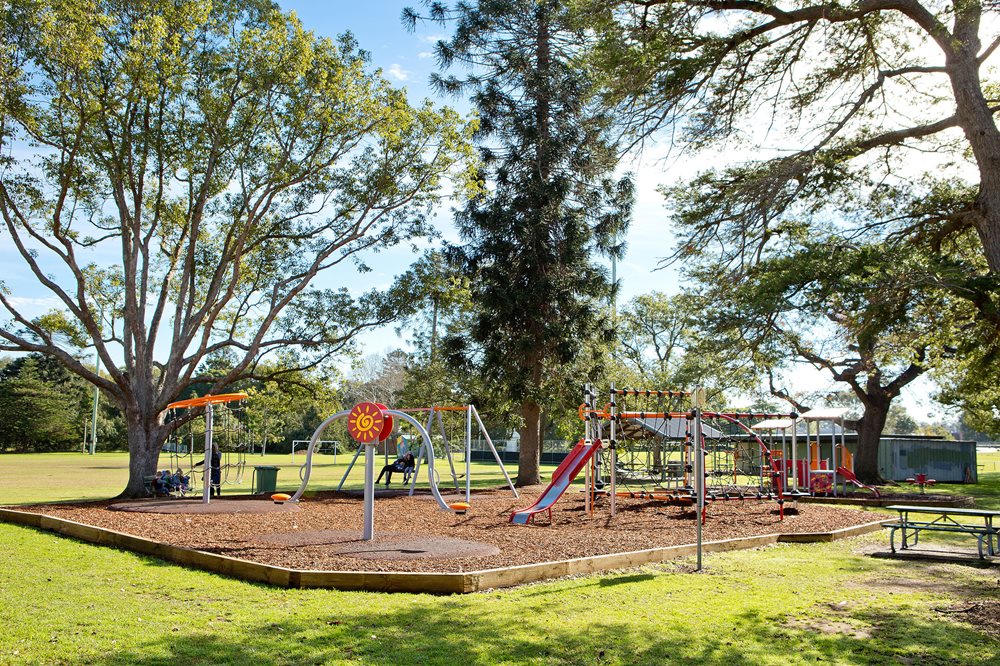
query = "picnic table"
xmin=886 ymin=505 xmax=1000 ymax=559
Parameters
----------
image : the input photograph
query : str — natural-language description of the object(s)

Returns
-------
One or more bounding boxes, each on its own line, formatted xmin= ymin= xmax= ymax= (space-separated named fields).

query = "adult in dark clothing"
xmin=375 ymin=451 xmax=415 ymax=487
xmin=210 ymin=443 xmax=221 ymax=497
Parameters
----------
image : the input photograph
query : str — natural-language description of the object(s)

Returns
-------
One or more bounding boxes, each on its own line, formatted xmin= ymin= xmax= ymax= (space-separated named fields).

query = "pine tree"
xmin=406 ymin=0 xmax=633 ymax=484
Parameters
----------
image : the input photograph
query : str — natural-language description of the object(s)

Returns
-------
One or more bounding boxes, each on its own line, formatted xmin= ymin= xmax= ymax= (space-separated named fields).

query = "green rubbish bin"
xmin=252 ymin=465 xmax=280 ymax=494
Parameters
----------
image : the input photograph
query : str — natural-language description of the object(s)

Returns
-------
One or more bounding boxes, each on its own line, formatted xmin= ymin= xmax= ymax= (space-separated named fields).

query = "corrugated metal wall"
xmin=877 ymin=439 xmax=977 ymax=482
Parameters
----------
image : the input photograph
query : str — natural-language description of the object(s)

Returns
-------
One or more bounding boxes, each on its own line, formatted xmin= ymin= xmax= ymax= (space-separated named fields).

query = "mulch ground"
xmin=11 ymin=488 xmax=878 ymax=573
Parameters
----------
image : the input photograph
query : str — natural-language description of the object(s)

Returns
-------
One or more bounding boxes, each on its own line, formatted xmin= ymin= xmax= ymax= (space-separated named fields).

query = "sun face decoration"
xmin=348 ymin=402 xmax=385 ymax=445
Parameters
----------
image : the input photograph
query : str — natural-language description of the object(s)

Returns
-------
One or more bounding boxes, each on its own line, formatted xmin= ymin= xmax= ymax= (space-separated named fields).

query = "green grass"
xmin=1 ymin=522 xmax=997 ymax=665
xmin=0 ymin=451 xmax=544 ymax=505
xmin=3 ymin=451 xmax=1000 ymax=664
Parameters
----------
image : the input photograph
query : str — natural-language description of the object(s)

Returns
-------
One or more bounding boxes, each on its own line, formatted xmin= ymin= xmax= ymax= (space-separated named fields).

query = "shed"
xmin=876 ymin=437 xmax=978 ymax=483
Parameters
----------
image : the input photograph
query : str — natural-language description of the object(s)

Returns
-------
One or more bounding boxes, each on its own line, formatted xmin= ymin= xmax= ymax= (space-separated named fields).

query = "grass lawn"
xmin=1 ymin=451 xmax=999 ymax=664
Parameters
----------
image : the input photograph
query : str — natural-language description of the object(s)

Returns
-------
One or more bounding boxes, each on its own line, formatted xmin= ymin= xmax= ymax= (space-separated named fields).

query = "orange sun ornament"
xmin=347 ymin=402 xmax=385 ymax=445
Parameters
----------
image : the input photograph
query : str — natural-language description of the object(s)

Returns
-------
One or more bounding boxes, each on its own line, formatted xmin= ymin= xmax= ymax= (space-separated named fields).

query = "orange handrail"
xmin=167 ymin=392 xmax=248 ymax=410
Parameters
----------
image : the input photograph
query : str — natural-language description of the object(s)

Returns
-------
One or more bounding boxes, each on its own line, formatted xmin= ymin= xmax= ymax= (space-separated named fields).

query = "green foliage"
xmin=612 ymin=291 xmax=760 ymax=405
xmin=0 ymin=0 xmax=476 ymax=494
xmin=0 ymin=353 xmax=126 ymax=452
xmin=408 ymin=1 xmax=632 ymax=458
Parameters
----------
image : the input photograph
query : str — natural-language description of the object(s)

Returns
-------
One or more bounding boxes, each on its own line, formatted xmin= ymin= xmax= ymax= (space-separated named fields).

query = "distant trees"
xmin=407 ymin=0 xmax=633 ymax=484
xmin=0 ymin=353 xmax=125 ymax=452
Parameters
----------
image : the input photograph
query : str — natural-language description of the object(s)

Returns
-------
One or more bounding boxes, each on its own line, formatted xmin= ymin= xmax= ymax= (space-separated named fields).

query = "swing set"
xmin=164 ymin=393 xmax=251 ymax=503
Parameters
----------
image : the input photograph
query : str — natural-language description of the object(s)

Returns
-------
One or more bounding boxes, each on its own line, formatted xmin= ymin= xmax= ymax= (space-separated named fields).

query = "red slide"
xmin=510 ymin=440 xmax=601 ymax=524
xmin=836 ymin=466 xmax=881 ymax=497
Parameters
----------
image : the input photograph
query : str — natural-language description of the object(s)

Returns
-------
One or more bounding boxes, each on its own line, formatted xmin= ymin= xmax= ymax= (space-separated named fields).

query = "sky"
xmin=0 ymin=1 xmax=950 ymax=421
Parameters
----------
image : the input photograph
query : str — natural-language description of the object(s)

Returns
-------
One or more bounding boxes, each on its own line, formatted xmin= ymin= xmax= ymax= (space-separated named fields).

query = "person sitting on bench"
xmin=375 ymin=451 xmax=415 ymax=487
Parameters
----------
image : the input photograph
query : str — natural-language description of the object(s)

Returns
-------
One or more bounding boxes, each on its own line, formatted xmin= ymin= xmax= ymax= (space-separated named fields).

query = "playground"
xmin=9 ymin=489 xmax=878 ymax=574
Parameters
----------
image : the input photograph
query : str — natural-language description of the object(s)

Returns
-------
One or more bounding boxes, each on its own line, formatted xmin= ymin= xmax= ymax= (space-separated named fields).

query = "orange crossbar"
xmin=393 ymin=406 xmax=471 ymax=413
xmin=167 ymin=392 xmax=248 ymax=410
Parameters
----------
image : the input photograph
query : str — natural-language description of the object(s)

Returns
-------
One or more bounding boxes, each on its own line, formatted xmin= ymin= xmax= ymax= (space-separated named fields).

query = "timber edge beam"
xmin=0 ymin=508 xmax=885 ymax=594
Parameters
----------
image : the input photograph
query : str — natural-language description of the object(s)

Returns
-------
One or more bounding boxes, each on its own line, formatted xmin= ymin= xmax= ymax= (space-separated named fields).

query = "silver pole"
xmin=465 ymin=405 xmax=472 ymax=502
xmin=584 ymin=384 xmax=592 ymax=515
xmin=203 ymin=403 xmax=213 ymax=505
xmin=89 ymin=348 xmax=100 ymax=455
xmin=363 ymin=444 xmax=375 ymax=540
xmin=437 ymin=409 xmax=461 ymax=490
xmin=336 ymin=444 xmax=364 ymax=491
xmin=471 ymin=405 xmax=517 ymax=497
xmin=694 ymin=404 xmax=704 ymax=571
xmin=409 ymin=409 xmax=435 ymax=496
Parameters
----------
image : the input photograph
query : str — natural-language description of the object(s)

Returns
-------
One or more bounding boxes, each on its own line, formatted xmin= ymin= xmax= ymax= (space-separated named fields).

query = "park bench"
xmin=886 ymin=505 xmax=1000 ymax=559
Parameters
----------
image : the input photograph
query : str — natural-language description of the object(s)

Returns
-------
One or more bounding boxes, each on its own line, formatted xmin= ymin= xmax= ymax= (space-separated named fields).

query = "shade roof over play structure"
xmin=750 ymin=408 xmax=851 ymax=432
xmin=602 ymin=416 xmax=723 ymax=440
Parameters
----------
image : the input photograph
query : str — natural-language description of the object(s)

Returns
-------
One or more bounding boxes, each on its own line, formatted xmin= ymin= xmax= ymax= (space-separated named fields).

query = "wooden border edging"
xmin=0 ymin=508 xmax=886 ymax=594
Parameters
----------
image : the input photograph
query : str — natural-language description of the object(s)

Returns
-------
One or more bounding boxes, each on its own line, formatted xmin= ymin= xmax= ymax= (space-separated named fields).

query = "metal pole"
xmin=409 ymin=409 xmax=435 ymax=496
xmin=89 ymin=348 xmax=100 ymax=455
xmin=471 ymin=405 xmax=518 ymax=497
xmin=694 ymin=404 xmax=704 ymax=571
xmin=437 ymin=409 xmax=461 ymax=490
xmin=363 ymin=444 xmax=375 ymax=540
xmin=465 ymin=405 xmax=472 ymax=503
xmin=584 ymin=384 xmax=592 ymax=515
xmin=610 ymin=383 xmax=617 ymax=518
xmin=336 ymin=444 xmax=364 ymax=491
xmin=203 ymin=403 xmax=213 ymax=505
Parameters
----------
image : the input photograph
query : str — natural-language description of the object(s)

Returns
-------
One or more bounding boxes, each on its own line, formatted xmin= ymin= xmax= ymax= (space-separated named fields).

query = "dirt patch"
xmin=10 ymin=489 xmax=877 ymax=573
xmin=784 ymin=617 xmax=871 ymax=639
xmin=942 ymin=600 xmax=1000 ymax=638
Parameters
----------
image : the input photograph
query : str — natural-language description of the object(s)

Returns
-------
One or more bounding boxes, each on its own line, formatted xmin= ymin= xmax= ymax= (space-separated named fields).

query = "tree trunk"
xmin=121 ymin=412 xmax=169 ymax=498
xmin=517 ymin=399 xmax=542 ymax=486
xmin=948 ymin=36 xmax=1000 ymax=274
xmin=853 ymin=396 xmax=890 ymax=484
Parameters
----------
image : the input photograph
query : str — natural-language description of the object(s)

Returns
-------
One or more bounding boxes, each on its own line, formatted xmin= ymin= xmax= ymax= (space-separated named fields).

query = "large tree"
xmin=575 ymin=0 xmax=1000 ymax=309
xmin=0 ymin=0 xmax=474 ymax=496
xmin=686 ymin=234 xmax=968 ymax=482
xmin=406 ymin=0 xmax=633 ymax=485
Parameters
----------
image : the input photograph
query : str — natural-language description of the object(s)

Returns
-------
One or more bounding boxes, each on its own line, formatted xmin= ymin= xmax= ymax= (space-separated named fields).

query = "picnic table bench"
xmin=886 ymin=505 xmax=1000 ymax=559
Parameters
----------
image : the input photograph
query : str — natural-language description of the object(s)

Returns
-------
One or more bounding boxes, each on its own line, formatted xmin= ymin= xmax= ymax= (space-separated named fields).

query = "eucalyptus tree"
xmin=690 ymin=235 xmax=969 ymax=482
xmin=0 ymin=0 xmax=474 ymax=496
xmin=615 ymin=291 xmax=759 ymax=402
xmin=575 ymin=0 xmax=1000 ymax=313
xmin=405 ymin=0 xmax=633 ymax=484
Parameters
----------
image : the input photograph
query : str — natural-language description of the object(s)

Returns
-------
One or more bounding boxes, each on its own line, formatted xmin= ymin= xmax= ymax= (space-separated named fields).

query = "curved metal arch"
xmin=704 ymin=411 xmax=782 ymax=495
xmin=289 ymin=408 xmax=452 ymax=511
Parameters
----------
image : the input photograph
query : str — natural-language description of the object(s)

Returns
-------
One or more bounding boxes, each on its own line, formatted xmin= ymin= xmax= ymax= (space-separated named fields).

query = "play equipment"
xmin=906 ymin=473 xmax=937 ymax=494
xmin=837 ymin=466 xmax=881 ymax=496
xmin=510 ymin=383 xmax=789 ymax=524
xmin=165 ymin=393 xmax=250 ymax=504
xmin=335 ymin=404 xmax=517 ymax=502
xmin=271 ymin=492 xmax=291 ymax=503
xmin=598 ymin=384 xmax=787 ymax=519
xmin=509 ymin=439 xmax=602 ymax=524
xmin=798 ymin=408 xmax=880 ymax=497
xmin=290 ymin=402 xmax=461 ymax=540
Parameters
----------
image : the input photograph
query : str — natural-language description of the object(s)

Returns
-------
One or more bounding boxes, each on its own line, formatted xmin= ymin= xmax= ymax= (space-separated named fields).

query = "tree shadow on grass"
xmin=84 ymin=593 xmax=1000 ymax=666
